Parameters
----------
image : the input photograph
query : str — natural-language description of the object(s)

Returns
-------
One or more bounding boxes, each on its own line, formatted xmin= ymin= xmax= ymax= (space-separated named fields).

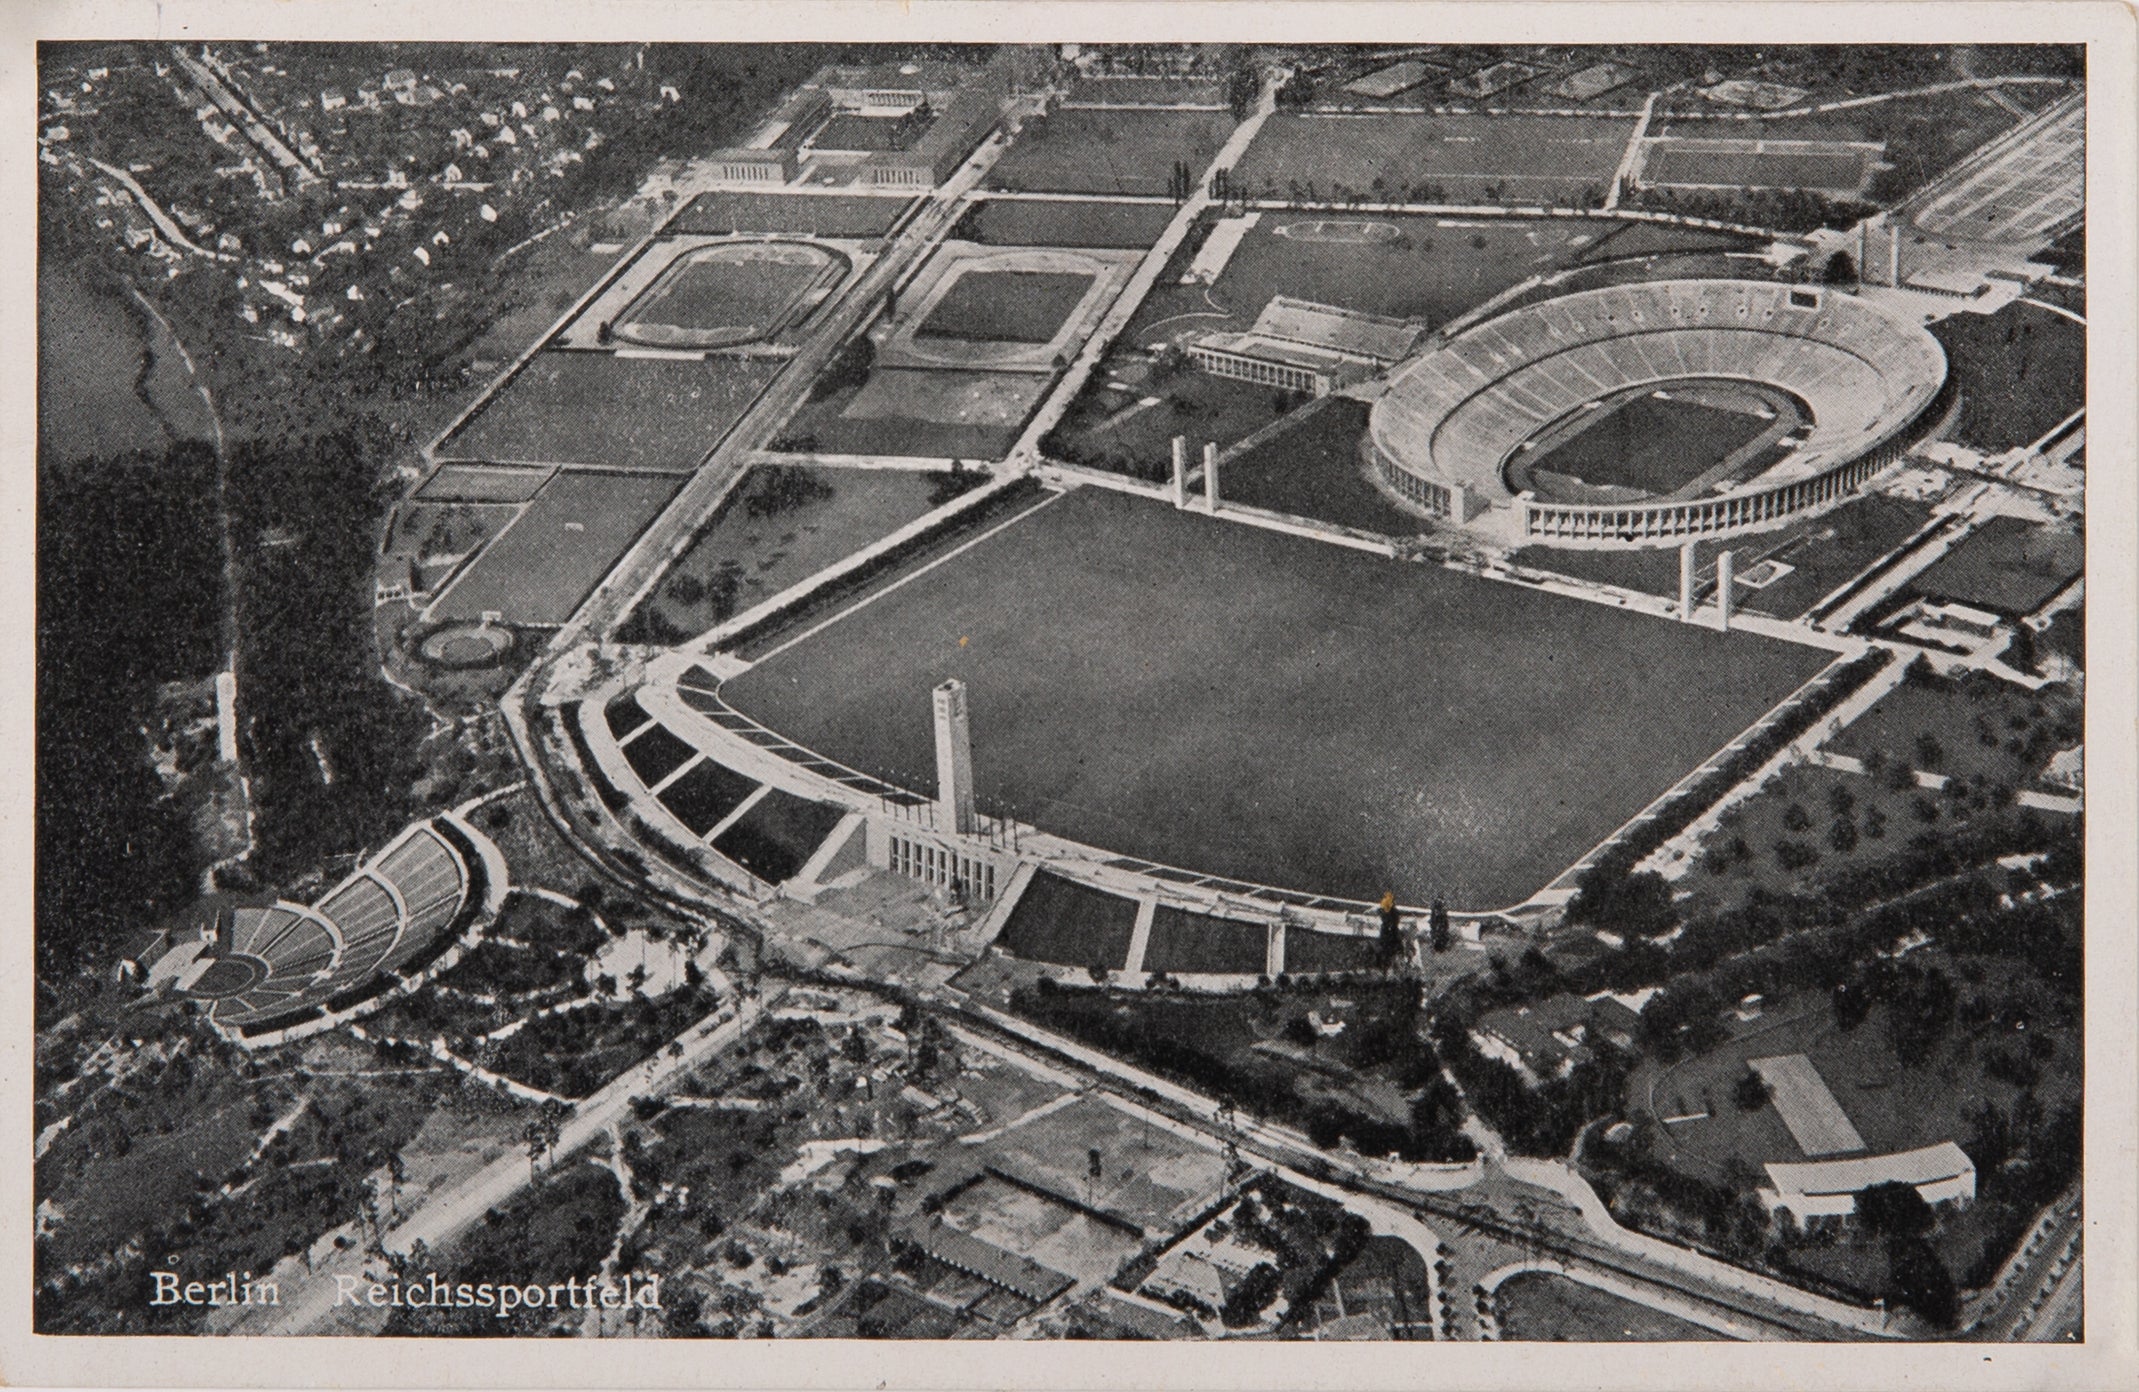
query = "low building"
xmin=1186 ymin=296 xmax=1424 ymax=397
xmin=708 ymin=145 xmax=798 ymax=185
xmin=1760 ymin=1141 xmax=1977 ymax=1227
xmin=1469 ymin=992 xmax=1641 ymax=1085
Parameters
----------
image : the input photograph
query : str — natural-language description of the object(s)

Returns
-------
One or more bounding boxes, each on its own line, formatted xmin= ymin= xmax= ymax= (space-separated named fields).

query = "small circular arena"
xmin=1367 ymin=279 xmax=1949 ymax=547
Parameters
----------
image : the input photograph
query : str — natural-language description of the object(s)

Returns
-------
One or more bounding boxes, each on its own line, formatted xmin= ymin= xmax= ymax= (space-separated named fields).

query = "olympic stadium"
xmin=1367 ymin=279 xmax=1951 ymax=546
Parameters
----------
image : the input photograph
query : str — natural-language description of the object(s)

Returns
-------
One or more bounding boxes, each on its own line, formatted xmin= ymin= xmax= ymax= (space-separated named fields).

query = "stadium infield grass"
xmin=720 ymin=486 xmax=1833 ymax=908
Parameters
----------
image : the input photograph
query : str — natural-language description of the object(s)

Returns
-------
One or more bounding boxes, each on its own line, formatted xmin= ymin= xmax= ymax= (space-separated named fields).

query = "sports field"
xmin=915 ymin=270 xmax=1098 ymax=344
xmin=438 ymin=352 xmax=782 ymax=471
xmin=1517 ymin=386 xmax=1782 ymax=499
xmin=1234 ymin=113 xmax=1634 ymax=206
xmin=415 ymin=463 xmax=555 ymax=503
xmin=426 ymin=469 xmax=682 ymax=626
xmin=1639 ymin=139 xmax=1872 ymax=194
xmin=1908 ymin=515 xmax=2083 ymax=617
xmin=985 ymin=108 xmax=1237 ymax=196
xmin=783 ymin=368 xmax=1054 ymax=460
xmin=1495 ymin=1274 xmax=1723 ymax=1342
xmin=1126 ymin=215 xmax=1599 ymax=346
xmin=666 ymin=190 xmax=915 ymax=238
xmin=720 ymin=487 xmax=1831 ymax=907
xmin=1929 ymin=300 xmax=2085 ymax=452
xmin=615 ymin=242 xmax=842 ymax=346
xmin=956 ymin=196 xmax=1179 ymax=250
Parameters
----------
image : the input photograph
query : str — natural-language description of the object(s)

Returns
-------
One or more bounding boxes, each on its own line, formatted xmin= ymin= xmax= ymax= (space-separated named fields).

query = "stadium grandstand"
xmin=1187 ymin=296 xmax=1426 ymax=397
xmin=121 ymin=815 xmax=506 ymax=1047
xmin=1366 ymin=279 xmax=1948 ymax=545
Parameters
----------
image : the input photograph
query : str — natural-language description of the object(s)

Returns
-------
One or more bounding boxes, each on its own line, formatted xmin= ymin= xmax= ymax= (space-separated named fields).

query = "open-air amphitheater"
xmin=175 ymin=816 xmax=505 ymax=1046
xmin=1368 ymin=279 xmax=1950 ymax=547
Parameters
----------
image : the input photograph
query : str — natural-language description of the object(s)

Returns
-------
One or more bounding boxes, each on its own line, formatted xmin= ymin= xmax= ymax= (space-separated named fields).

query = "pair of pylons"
xmin=1680 ymin=540 xmax=1737 ymax=632
xmin=1169 ymin=435 xmax=1221 ymax=513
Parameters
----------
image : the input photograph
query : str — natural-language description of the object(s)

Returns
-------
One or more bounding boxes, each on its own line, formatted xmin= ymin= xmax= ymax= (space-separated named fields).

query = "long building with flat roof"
xmin=1188 ymin=295 xmax=1425 ymax=397
xmin=1760 ymin=1140 xmax=1976 ymax=1226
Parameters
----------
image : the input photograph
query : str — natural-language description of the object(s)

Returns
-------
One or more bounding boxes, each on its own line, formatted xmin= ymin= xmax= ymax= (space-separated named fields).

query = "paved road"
xmin=236 ymin=991 xmax=772 ymax=1335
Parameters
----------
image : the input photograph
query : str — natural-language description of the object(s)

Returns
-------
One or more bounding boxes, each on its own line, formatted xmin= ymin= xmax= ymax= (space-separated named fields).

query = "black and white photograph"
xmin=13 ymin=1 xmax=2133 ymax=1386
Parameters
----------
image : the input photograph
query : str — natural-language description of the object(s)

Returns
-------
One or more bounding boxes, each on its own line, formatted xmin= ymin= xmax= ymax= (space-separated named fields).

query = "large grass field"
xmin=721 ymin=487 xmax=1832 ymax=907
xmin=1909 ymin=515 xmax=2082 ymax=617
xmin=1640 ymin=142 xmax=1870 ymax=193
xmin=1495 ymin=1273 xmax=1724 ymax=1341
xmin=1930 ymin=301 xmax=2086 ymax=452
xmin=1522 ymin=388 xmax=1776 ymax=498
xmin=625 ymin=465 xmax=949 ymax=641
xmin=427 ymin=469 xmax=682 ymax=625
xmin=780 ymin=368 xmax=1053 ymax=461
xmin=955 ymin=196 xmax=1178 ymax=250
xmin=1126 ymin=214 xmax=1601 ymax=348
xmin=986 ymin=108 xmax=1237 ymax=196
xmin=1234 ymin=113 xmax=1633 ymax=206
xmin=667 ymin=190 xmax=915 ymax=238
xmin=1218 ymin=398 xmax=1429 ymax=536
xmin=439 ymin=351 xmax=782 ymax=471
xmin=916 ymin=270 xmax=1097 ymax=344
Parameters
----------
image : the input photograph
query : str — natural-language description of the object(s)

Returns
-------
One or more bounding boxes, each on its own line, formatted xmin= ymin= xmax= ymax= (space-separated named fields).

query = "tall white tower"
xmin=933 ymin=679 xmax=977 ymax=834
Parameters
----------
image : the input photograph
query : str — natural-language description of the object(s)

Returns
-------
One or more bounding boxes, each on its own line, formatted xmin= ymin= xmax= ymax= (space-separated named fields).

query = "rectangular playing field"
xmin=720 ymin=487 xmax=1832 ymax=908
xmin=1908 ymin=515 xmax=2083 ymax=617
xmin=1234 ymin=112 xmax=1634 ymax=205
xmin=426 ymin=469 xmax=683 ymax=626
xmin=1530 ymin=391 xmax=1774 ymax=495
xmin=438 ymin=352 xmax=782 ymax=471
xmin=917 ymin=270 xmax=1098 ymax=343
xmin=985 ymin=107 xmax=1237 ymax=196
xmin=956 ymin=197 xmax=1179 ymax=250
xmin=667 ymin=190 xmax=915 ymax=238
xmin=1639 ymin=141 xmax=1871 ymax=194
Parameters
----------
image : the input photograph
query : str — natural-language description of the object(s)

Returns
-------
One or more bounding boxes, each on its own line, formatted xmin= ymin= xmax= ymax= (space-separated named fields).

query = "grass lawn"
xmin=1284 ymin=927 xmax=1389 ymax=975
xmin=1524 ymin=390 xmax=1775 ymax=496
xmin=1929 ymin=301 xmax=2085 ymax=452
xmin=1632 ymin=978 xmax=2077 ymax=1183
xmin=1509 ymin=493 xmax=1936 ymax=620
xmin=1641 ymin=143 xmax=1869 ymax=193
xmin=416 ymin=463 xmax=555 ymax=502
xmin=427 ymin=469 xmax=682 ymax=626
xmin=996 ymin=870 xmax=1140 ymax=970
xmin=626 ymin=466 xmax=951 ymax=640
xmin=668 ymin=190 xmax=915 ymax=238
xmin=721 ymin=487 xmax=1832 ymax=908
xmin=1825 ymin=670 xmax=2079 ymax=789
xmin=439 ymin=351 xmax=782 ymax=471
xmin=1142 ymin=904 xmax=1268 ymax=975
xmin=1218 ymin=398 xmax=1429 ymax=535
xmin=781 ymin=369 xmax=1054 ymax=462
xmin=709 ymin=787 xmax=847 ymax=883
xmin=655 ymin=757 xmax=762 ymax=837
xmin=956 ymin=197 xmax=1178 ymax=249
xmin=619 ymin=245 xmax=836 ymax=339
xmin=1051 ymin=368 xmax=1294 ymax=481
xmin=987 ymin=108 xmax=1236 ymax=196
xmin=917 ymin=270 xmax=1097 ymax=344
xmin=1233 ymin=113 xmax=1632 ymax=206
xmin=1126 ymin=214 xmax=1600 ymax=355
xmin=1495 ymin=1272 xmax=1724 ymax=1341
xmin=1908 ymin=515 xmax=2083 ymax=617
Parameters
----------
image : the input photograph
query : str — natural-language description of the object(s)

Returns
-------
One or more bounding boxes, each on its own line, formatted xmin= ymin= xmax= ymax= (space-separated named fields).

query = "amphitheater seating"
xmin=1370 ymin=279 xmax=1947 ymax=532
xmin=197 ymin=819 xmax=479 ymax=1034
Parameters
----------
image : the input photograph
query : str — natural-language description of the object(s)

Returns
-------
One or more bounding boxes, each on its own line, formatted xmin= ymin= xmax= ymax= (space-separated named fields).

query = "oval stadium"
xmin=1367 ymin=279 xmax=1949 ymax=547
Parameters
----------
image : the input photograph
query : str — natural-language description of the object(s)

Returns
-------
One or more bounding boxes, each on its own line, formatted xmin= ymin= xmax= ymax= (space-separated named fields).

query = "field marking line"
xmin=748 ymin=489 xmax=1069 ymax=667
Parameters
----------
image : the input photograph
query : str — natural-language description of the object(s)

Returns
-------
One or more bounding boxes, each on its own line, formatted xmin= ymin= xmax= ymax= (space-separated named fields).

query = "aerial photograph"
xmin=34 ymin=32 xmax=2088 ymax=1348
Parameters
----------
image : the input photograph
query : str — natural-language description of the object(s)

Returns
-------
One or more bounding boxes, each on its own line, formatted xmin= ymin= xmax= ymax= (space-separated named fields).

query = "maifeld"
xmin=332 ymin=1272 xmax=662 ymax=1317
